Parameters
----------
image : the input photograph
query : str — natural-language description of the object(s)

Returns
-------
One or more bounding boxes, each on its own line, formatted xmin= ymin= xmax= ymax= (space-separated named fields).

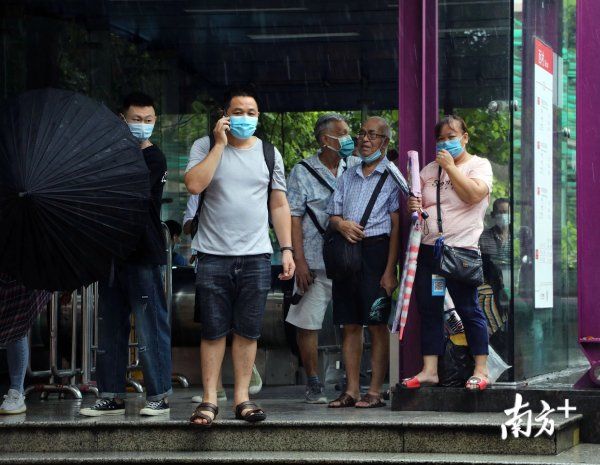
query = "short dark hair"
xmin=122 ymin=92 xmax=155 ymax=113
xmin=435 ymin=114 xmax=468 ymax=139
xmin=164 ymin=220 xmax=182 ymax=239
xmin=223 ymin=86 xmax=259 ymax=112
xmin=492 ymin=197 xmax=510 ymax=213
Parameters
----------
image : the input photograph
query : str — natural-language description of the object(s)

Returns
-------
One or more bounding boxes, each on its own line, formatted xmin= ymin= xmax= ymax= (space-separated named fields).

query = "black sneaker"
xmin=305 ymin=383 xmax=327 ymax=404
xmin=140 ymin=399 xmax=170 ymax=416
xmin=79 ymin=398 xmax=125 ymax=417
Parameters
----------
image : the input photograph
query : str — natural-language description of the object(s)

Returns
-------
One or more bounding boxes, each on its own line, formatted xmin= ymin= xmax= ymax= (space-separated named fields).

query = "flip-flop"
xmin=401 ymin=376 xmax=438 ymax=389
xmin=355 ymin=393 xmax=386 ymax=409
xmin=190 ymin=402 xmax=218 ymax=427
xmin=465 ymin=376 xmax=490 ymax=391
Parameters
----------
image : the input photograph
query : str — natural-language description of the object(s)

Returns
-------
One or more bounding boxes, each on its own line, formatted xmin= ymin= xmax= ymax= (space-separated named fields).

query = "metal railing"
xmin=24 ymin=223 xmax=189 ymax=398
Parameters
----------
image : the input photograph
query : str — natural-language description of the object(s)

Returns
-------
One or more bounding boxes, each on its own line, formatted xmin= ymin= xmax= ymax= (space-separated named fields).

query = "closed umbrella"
xmin=0 ymin=88 xmax=150 ymax=291
xmin=392 ymin=151 xmax=425 ymax=339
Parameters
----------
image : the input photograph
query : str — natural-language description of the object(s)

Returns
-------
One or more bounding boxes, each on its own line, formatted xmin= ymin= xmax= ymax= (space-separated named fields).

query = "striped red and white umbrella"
xmin=391 ymin=151 xmax=424 ymax=339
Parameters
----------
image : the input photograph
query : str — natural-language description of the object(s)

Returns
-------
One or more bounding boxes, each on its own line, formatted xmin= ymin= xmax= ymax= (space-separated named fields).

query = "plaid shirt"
xmin=327 ymin=157 xmax=400 ymax=237
xmin=0 ymin=274 xmax=50 ymax=344
xmin=287 ymin=154 xmax=359 ymax=270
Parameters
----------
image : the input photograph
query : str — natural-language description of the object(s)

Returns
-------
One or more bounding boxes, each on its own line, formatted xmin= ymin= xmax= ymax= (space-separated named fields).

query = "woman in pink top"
xmin=405 ymin=115 xmax=493 ymax=391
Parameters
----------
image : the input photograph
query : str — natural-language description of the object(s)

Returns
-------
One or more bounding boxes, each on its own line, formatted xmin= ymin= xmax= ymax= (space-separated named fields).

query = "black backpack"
xmin=190 ymin=134 xmax=276 ymax=239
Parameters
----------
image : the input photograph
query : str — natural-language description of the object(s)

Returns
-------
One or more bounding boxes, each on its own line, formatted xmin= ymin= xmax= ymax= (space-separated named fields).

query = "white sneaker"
xmin=249 ymin=365 xmax=262 ymax=395
xmin=0 ymin=389 xmax=26 ymax=415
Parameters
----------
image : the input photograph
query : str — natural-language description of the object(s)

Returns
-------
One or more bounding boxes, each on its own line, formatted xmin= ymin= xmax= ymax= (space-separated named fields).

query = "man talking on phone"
xmin=184 ymin=87 xmax=294 ymax=426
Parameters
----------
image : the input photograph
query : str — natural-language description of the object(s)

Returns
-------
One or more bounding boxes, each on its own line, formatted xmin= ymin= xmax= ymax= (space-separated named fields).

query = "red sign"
xmin=535 ymin=39 xmax=553 ymax=73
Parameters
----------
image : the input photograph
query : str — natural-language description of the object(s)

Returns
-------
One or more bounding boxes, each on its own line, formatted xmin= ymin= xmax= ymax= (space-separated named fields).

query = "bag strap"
xmin=305 ymin=206 xmax=326 ymax=235
xmin=359 ymin=170 xmax=389 ymax=228
xmin=436 ymin=165 xmax=443 ymax=234
xmin=299 ymin=160 xmax=334 ymax=193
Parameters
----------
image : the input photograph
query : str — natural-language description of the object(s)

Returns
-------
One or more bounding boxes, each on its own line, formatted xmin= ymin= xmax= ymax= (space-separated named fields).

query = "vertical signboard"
xmin=533 ymin=38 xmax=554 ymax=309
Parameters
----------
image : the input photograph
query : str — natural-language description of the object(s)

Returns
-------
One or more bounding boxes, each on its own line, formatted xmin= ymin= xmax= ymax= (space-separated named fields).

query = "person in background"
xmin=80 ymin=92 xmax=172 ymax=416
xmin=406 ymin=114 xmax=493 ymax=391
xmin=327 ymin=116 xmax=400 ymax=409
xmin=480 ymin=198 xmax=511 ymax=293
xmin=0 ymin=274 xmax=50 ymax=414
xmin=164 ymin=219 xmax=187 ymax=267
xmin=285 ymin=113 xmax=357 ymax=404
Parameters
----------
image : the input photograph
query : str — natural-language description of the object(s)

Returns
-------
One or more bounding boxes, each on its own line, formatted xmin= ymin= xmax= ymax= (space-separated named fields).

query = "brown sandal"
xmin=328 ymin=392 xmax=357 ymax=408
xmin=355 ymin=393 xmax=386 ymax=409
xmin=190 ymin=402 xmax=218 ymax=427
xmin=234 ymin=401 xmax=266 ymax=423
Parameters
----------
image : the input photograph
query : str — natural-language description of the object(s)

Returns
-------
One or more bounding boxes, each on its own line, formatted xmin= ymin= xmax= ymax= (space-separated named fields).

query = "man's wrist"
xmin=280 ymin=246 xmax=294 ymax=253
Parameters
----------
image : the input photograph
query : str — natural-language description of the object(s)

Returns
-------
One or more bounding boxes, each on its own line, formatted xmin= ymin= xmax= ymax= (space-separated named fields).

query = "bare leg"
xmin=472 ymin=355 xmax=489 ymax=379
xmin=409 ymin=355 xmax=440 ymax=384
xmin=329 ymin=325 xmax=362 ymax=406
xmin=296 ymin=328 xmax=319 ymax=378
xmin=355 ymin=325 xmax=388 ymax=406
xmin=192 ymin=337 xmax=226 ymax=425
xmin=232 ymin=334 xmax=257 ymax=415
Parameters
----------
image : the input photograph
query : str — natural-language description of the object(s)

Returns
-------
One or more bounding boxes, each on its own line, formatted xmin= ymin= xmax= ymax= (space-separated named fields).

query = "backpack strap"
xmin=192 ymin=136 xmax=275 ymax=239
xmin=359 ymin=171 xmax=389 ymax=228
xmin=263 ymin=141 xmax=276 ymax=205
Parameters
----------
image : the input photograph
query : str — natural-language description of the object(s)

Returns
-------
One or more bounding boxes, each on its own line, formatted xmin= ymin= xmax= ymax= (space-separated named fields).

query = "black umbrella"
xmin=0 ymin=88 xmax=150 ymax=291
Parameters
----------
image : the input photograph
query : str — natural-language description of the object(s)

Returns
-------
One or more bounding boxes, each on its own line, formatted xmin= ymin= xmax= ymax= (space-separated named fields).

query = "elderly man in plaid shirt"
xmin=285 ymin=113 xmax=358 ymax=404
xmin=326 ymin=116 xmax=400 ymax=409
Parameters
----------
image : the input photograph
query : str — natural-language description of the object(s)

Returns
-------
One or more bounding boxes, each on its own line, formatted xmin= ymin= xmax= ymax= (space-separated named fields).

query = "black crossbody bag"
xmin=435 ymin=166 xmax=484 ymax=287
xmin=323 ymin=171 xmax=389 ymax=280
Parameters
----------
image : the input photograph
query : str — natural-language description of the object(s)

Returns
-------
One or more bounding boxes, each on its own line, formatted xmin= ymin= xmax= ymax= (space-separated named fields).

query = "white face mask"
xmin=495 ymin=213 xmax=510 ymax=229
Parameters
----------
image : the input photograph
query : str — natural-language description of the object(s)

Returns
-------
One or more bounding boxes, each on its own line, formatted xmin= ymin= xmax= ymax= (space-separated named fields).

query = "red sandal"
xmin=465 ymin=376 xmax=490 ymax=391
xmin=401 ymin=376 xmax=438 ymax=389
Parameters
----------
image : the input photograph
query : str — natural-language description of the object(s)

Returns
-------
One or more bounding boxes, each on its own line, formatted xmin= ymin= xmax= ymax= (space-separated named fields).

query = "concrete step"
xmin=0 ymin=389 xmax=582 ymax=457
xmin=1 ymin=444 xmax=600 ymax=465
xmin=392 ymin=385 xmax=600 ymax=443
xmin=0 ymin=411 xmax=581 ymax=456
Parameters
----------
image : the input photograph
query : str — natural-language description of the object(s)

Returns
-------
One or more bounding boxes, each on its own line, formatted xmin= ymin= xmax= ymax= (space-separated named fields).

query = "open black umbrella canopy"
xmin=0 ymin=88 xmax=150 ymax=291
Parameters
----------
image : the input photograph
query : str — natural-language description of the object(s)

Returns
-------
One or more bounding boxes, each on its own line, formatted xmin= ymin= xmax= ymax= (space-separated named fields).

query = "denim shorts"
xmin=195 ymin=253 xmax=272 ymax=340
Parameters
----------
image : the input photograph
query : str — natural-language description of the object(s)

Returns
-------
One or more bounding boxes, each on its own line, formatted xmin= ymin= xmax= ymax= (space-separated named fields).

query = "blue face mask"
xmin=229 ymin=115 xmax=258 ymax=139
xmin=128 ymin=123 xmax=154 ymax=142
xmin=362 ymin=149 xmax=383 ymax=165
xmin=436 ymin=137 xmax=464 ymax=158
xmin=324 ymin=134 xmax=355 ymax=159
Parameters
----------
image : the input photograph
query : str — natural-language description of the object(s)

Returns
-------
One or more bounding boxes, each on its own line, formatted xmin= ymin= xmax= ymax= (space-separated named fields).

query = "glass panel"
xmin=512 ymin=0 xmax=582 ymax=379
xmin=438 ymin=0 xmax=514 ymax=378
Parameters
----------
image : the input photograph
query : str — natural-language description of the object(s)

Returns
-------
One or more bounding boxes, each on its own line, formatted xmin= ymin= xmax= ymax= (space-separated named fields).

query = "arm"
xmin=270 ymin=189 xmax=295 ymax=280
xmin=437 ymin=150 xmax=489 ymax=204
xmin=380 ymin=211 xmax=400 ymax=296
xmin=291 ymin=216 xmax=313 ymax=292
xmin=329 ymin=216 xmax=365 ymax=243
xmin=184 ymin=118 xmax=229 ymax=194
xmin=183 ymin=220 xmax=193 ymax=236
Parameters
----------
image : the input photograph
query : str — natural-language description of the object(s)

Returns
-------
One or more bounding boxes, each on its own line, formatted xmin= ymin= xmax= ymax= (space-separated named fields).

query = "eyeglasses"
xmin=357 ymin=130 xmax=388 ymax=141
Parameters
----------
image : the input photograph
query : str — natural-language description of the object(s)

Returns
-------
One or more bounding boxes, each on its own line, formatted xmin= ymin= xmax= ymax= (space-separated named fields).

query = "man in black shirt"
xmin=80 ymin=93 xmax=172 ymax=417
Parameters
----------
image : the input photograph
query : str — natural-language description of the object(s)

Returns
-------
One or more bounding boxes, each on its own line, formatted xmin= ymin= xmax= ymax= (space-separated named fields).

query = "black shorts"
xmin=332 ymin=235 xmax=391 ymax=326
